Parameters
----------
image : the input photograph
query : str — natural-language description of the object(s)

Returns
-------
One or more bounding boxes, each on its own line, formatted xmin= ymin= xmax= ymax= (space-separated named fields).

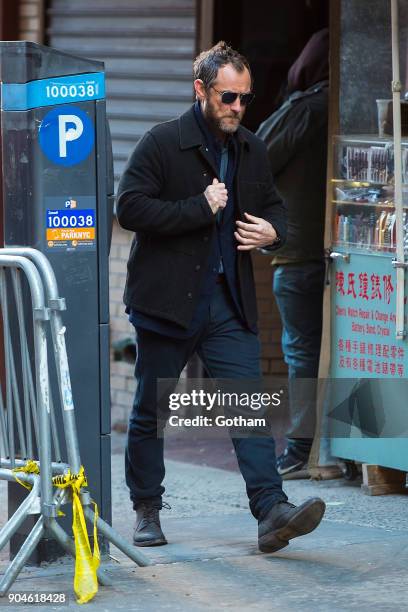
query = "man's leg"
xmin=126 ymin=327 xmax=196 ymax=542
xmin=273 ymin=262 xmax=325 ymax=471
xmin=197 ymin=280 xmax=325 ymax=552
xmin=197 ymin=281 xmax=287 ymax=521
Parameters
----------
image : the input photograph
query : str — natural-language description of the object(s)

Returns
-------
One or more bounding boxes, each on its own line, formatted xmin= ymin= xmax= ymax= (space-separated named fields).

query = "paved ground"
xmin=1 ymin=432 xmax=408 ymax=611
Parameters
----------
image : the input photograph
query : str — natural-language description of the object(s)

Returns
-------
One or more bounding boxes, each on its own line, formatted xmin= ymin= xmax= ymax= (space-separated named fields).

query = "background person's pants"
xmin=273 ymin=261 xmax=325 ymax=459
xmin=126 ymin=281 xmax=287 ymax=520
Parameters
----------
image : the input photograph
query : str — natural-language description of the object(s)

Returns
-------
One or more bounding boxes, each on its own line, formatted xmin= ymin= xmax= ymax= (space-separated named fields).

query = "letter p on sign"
xmin=58 ymin=115 xmax=83 ymax=158
xmin=39 ymin=105 xmax=94 ymax=167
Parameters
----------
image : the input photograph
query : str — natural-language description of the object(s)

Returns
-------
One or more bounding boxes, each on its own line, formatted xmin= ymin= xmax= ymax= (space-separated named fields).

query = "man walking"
xmin=117 ymin=41 xmax=325 ymax=553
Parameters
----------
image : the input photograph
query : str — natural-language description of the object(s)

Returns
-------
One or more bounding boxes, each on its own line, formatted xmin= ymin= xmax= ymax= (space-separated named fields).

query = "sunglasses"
xmin=211 ymin=86 xmax=255 ymax=106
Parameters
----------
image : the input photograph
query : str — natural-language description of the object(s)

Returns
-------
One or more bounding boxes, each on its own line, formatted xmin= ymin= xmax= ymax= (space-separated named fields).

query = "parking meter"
xmin=0 ymin=41 xmax=113 ymax=562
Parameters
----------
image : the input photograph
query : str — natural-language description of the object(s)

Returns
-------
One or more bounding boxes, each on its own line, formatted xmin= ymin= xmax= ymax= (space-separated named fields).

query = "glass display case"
xmin=332 ymin=136 xmax=408 ymax=254
xmin=322 ymin=0 xmax=408 ymax=473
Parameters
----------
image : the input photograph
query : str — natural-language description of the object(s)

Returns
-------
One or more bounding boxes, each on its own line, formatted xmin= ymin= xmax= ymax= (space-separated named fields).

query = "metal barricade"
xmin=0 ymin=248 xmax=149 ymax=596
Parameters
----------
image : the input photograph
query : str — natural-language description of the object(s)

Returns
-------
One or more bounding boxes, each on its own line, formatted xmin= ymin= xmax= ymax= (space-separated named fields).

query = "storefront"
xmin=315 ymin=0 xmax=408 ymax=487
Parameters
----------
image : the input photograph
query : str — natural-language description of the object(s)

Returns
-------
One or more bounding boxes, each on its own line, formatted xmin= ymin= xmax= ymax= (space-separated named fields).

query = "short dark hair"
xmin=193 ymin=41 xmax=252 ymax=89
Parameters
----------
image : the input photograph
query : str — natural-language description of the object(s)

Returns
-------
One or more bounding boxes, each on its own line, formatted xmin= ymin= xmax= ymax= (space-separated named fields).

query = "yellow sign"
xmin=46 ymin=228 xmax=95 ymax=241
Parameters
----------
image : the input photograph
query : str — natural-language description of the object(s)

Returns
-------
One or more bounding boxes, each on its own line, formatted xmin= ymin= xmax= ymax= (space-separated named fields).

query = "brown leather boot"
xmin=133 ymin=501 xmax=167 ymax=547
xmin=258 ymin=497 xmax=326 ymax=553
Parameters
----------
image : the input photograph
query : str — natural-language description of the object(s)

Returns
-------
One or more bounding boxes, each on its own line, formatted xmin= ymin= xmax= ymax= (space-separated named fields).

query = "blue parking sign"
xmin=39 ymin=105 xmax=94 ymax=167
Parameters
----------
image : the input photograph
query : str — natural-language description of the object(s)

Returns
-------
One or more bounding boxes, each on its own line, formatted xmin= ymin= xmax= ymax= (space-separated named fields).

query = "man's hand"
xmin=235 ymin=212 xmax=278 ymax=251
xmin=204 ymin=178 xmax=228 ymax=215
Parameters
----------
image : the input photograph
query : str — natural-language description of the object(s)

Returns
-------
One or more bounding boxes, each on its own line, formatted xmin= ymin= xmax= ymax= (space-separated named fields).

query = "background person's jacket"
xmin=256 ymin=81 xmax=328 ymax=264
xmin=116 ymin=104 xmax=286 ymax=330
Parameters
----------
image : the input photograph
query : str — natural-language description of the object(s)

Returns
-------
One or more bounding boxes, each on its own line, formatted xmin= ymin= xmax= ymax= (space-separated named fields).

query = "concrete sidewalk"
xmin=1 ymin=432 xmax=408 ymax=611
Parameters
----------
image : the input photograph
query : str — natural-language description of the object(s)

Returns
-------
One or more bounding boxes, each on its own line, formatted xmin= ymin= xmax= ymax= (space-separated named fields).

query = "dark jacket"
xmin=116 ymin=105 xmax=286 ymax=330
xmin=256 ymin=82 xmax=328 ymax=263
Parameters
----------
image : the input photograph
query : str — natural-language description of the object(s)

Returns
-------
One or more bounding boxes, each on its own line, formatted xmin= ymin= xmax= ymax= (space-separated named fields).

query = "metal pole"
xmin=0 ymin=458 xmax=66 ymax=473
xmin=11 ymin=270 xmax=32 ymax=457
xmin=391 ymin=0 xmax=406 ymax=340
xmin=0 ymin=270 xmax=15 ymax=467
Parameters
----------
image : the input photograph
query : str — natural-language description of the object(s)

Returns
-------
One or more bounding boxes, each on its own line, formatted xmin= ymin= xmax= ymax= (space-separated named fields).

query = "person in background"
xmin=117 ymin=41 xmax=326 ymax=553
xmin=256 ymin=28 xmax=329 ymax=477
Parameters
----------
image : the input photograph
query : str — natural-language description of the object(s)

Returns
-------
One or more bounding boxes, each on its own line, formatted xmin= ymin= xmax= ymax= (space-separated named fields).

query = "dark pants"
xmin=273 ymin=261 xmax=325 ymax=459
xmin=126 ymin=281 xmax=287 ymax=520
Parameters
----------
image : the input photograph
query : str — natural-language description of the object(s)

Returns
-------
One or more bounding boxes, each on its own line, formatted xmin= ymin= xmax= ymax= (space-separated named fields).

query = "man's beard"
xmin=218 ymin=116 xmax=241 ymax=133
xmin=203 ymin=98 xmax=243 ymax=134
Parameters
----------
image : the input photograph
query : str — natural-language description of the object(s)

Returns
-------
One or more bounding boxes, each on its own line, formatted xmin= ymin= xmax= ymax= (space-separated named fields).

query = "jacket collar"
xmin=179 ymin=104 xmax=249 ymax=150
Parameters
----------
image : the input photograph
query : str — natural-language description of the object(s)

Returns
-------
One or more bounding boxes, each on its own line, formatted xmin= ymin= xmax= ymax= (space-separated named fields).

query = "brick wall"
xmin=109 ymin=220 xmax=136 ymax=430
xmin=252 ymin=252 xmax=287 ymax=377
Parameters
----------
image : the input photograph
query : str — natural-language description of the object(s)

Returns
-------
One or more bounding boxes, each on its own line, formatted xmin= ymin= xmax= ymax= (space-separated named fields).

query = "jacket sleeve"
xmin=116 ymin=131 xmax=215 ymax=236
xmin=258 ymin=141 xmax=287 ymax=249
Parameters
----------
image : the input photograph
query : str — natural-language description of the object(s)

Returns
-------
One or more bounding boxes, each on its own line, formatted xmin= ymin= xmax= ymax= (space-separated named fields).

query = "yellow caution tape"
xmin=13 ymin=461 xmax=100 ymax=605
xmin=12 ymin=461 xmax=63 ymax=515
xmin=12 ymin=460 xmax=40 ymax=490
xmin=53 ymin=466 xmax=100 ymax=604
